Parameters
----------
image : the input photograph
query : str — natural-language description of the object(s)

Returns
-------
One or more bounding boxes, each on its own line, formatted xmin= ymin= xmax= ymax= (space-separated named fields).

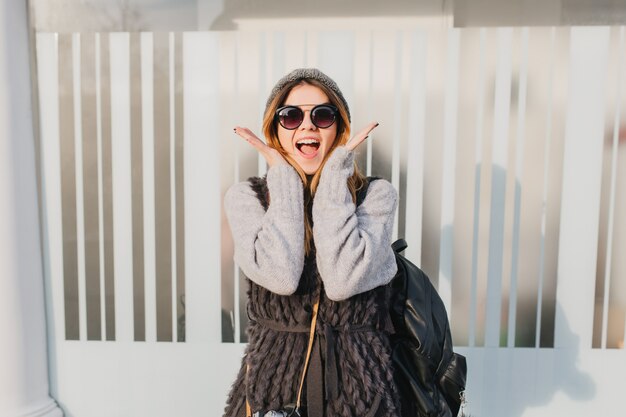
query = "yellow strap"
xmin=246 ymin=395 xmax=252 ymax=417
xmin=245 ymin=295 xmax=320 ymax=415
xmin=295 ymin=297 xmax=320 ymax=408
xmin=246 ymin=364 xmax=252 ymax=417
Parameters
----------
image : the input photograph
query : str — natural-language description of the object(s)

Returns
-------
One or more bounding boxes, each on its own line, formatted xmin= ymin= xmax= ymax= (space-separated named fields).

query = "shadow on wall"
xmin=459 ymin=302 xmax=596 ymax=417
xmin=435 ymin=163 xmax=597 ymax=415
xmin=438 ymin=162 xmax=563 ymax=349
xmin=511 ymin=303 xmax=596 ymax=417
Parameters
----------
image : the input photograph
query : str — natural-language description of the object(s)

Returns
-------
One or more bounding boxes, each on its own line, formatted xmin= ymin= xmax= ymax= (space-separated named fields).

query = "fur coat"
xmin=222 ymin=176 xmax=401 ymax=417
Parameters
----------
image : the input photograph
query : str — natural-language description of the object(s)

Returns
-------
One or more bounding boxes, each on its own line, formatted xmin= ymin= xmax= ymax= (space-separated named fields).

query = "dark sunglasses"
xmin=275 ymin=104 xmax=338 ymax=130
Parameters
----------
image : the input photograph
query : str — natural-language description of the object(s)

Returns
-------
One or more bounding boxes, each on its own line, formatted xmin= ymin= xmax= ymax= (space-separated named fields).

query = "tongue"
xmin=300 ymin=144 xmax=318 ymax=155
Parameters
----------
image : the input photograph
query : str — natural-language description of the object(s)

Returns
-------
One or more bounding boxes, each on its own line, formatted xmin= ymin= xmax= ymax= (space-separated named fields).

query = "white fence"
xmin=36 ymin=27 xmax=626 ymax=417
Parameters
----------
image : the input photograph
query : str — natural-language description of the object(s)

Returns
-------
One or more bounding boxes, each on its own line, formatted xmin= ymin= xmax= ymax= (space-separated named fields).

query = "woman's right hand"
xmin=234 ymin=127 xmax=289 ymax=168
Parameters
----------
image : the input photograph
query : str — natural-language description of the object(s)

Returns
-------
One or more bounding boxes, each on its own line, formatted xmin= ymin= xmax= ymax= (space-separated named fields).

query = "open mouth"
xmin=295 ymin=138 xmax=320 ymax=157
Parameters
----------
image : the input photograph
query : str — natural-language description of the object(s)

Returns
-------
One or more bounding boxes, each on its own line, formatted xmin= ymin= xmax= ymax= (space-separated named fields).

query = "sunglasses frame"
xmin=275 ymin=104 xmax=339 ymax=130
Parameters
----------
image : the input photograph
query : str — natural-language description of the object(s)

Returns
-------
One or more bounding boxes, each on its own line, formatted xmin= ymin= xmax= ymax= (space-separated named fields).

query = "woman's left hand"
xmin=345 ymin=122 xmax=379 ymax=151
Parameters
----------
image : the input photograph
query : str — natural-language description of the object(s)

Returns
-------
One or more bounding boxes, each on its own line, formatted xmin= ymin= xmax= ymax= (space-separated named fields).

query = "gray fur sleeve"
xmin=224 ymin=164 xmax=305 ymax=295
xmin=312 ymin=146 xmax=398 ymax=301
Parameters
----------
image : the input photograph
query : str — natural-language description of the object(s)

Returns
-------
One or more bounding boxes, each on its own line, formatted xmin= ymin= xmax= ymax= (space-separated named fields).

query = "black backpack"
xmin=389 ymin=238 xmax=467 ymax=417
xmin=358 ymin=179 xmax=467 ymax=417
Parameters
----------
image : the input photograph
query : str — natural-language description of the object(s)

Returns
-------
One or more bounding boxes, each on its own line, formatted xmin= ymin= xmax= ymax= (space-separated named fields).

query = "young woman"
xmin=223 ymin=68 xmax=400 ymax=417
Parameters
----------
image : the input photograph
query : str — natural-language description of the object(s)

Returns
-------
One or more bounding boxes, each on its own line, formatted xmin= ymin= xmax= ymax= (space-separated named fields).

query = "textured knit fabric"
xmin=222 ymin=147 xmax=400 ymax=417
xmin=312 ymin=147 xmax=398 ymax=301
xmin=225 ymin=163 xmax=306 ymax=295
xmin=224 ymin=147 xmax=398 ymax=300
xmin=265 ymin=68 xmax=351 ymax=121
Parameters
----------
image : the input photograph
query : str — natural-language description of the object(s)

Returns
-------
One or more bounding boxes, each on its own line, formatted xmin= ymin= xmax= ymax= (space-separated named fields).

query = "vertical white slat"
xmin=284 ymin=31 xmax=306 ymax=72
xmin=508 ymin=27 xmax=530 ymax=347
xmin=484 ymin=28 xmax=513 ymax=348
xmin=536 ymin=28 xmax=556 ymax=348
xmin=236 ymin=31 xmax=262 ymax=183
xmin=232 ymin=32 xmax=246 ymax=344
xmin=219 ymin=31 xmax=238 ymax=344
xmin=169 ymin=32 xmax=178 ymax=342
xmin=233 ymin=34 xmax=241 ymax=344
xmin=499 ymin=28 xmax=521 ymax=347
xmin=399 ymin=30 xmax=412 ymax=242
xmin=141 ymin=32 xmax=157 ymax=343
xmin=366 ymin=32 xmax=374 ymax=177
xmin=621 ymin=28 xmax=626 ymax=351
xmin=236 ymin=31 xmax=261 ymax=115
xmin=257 ymin=32 xmax=267 ymax=177
xmin=109 ymin=32 xmax=134 ymax=342
xmin=438 ymin=28 xmax=460 ymax=313
xmin=234 ymin=87 xmax=242 ymax=345
xmin=306 ymin=30 xmax=318 ymax=68
xmin=318 ymin=31 xmax=355 ymax=110
xmin=555 ymin=27 xmax=610 ymax=349
xmin=352 ymin=31 xmax=373 ymax=176
xmin=469 ymin=28 xmax=487 ymax=347
xmin=271 ymin=32 xmax=286 ymax=88
xmin=366 ymin=33 xmax=373 ymax=178
xmin=72 ymin=33 xmax=87 ymax=341
xmin=370 ymin=31 xmax=396 ymax=181
xmin=601 ymin=26 xmax=624 ymax=349
xmin=261 ymin=31 xmax=271 ymax=111
xmin=420 ymin=23 xmax=448 ymax=287
xmin=391 ymin=31 xmax=403 ymax=240
xmin=183 ymin=32 xmax=221 ymax=343
xmin=256 ymin=31 xmax=284 ymax=177
xmin=405 ymin=29 xmax=426 ymax=266
xmin=95 ymin=33 xmax=106 ymax=340
xmin=37 ymin=32 xmax=66 ymax=342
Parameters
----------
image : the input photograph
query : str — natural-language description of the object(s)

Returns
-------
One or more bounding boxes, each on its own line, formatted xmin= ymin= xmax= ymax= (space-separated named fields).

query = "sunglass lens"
xmin=278 ymin=107 xmax=303 ymax=130
xmin=311 ymin=106 xmax=336 ymax=128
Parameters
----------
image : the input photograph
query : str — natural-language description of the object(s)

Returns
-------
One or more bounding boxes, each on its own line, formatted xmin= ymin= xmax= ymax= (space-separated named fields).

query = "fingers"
xmin=346 ymin=122 xmax=379 ymax=151
xmin=233 ymin=126 xmax=288 ymax=168
xmin=234 ymin=126 xmax=266 ymax=150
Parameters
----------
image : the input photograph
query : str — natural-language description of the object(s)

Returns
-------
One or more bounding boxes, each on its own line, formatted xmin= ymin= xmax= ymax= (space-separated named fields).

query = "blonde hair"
xmin=262 ymin=79 xmax=366 ymax=255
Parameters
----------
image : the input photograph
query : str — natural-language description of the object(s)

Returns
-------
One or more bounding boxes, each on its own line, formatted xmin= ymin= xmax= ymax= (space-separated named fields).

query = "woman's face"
xmin=276 ymin=83 xmax=338 ymax=175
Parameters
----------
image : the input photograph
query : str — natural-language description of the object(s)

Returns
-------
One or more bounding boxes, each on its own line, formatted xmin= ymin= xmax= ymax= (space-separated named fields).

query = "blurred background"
xmin=2 ymin=1 xmax=625 ymax=416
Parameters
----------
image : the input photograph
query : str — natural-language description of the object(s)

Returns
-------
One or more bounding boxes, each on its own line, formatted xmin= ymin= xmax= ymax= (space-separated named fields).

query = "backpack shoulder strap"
xmin=392 ymin=238 xmax=408 ymax=253
xmin=356 ymin=176 xmax=381 ymax=207
xmin=247 ymin=176 xmax=269 ymax=211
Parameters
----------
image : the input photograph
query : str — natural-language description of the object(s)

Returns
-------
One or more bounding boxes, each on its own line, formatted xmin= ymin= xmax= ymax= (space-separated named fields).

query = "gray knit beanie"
xmin=265 ymin=68 xmax=351 ymax=122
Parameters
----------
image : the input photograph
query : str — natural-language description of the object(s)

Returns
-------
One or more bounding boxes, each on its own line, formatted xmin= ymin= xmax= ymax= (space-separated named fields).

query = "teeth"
xmin=296 ymin=139 xmax=319 ymax=145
